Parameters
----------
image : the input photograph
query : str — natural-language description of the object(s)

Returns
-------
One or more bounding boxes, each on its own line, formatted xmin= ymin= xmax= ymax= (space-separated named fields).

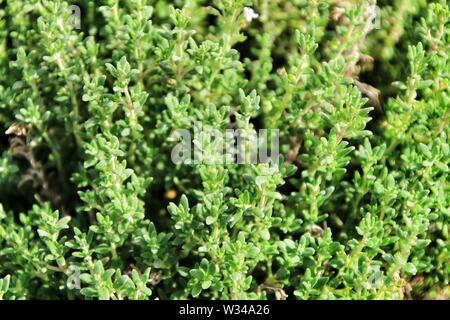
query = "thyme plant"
xmin=0 ymin=0 xmax=448 ymax=300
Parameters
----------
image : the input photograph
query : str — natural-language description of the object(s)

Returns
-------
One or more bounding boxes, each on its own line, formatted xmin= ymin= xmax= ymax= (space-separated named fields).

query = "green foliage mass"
xmin=0 ymin=0 xmax=448 ymax=300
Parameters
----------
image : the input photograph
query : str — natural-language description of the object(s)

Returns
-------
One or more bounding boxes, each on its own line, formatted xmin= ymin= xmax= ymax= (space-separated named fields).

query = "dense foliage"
xmin=0 ymin=0 xmax=448 ymax=300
